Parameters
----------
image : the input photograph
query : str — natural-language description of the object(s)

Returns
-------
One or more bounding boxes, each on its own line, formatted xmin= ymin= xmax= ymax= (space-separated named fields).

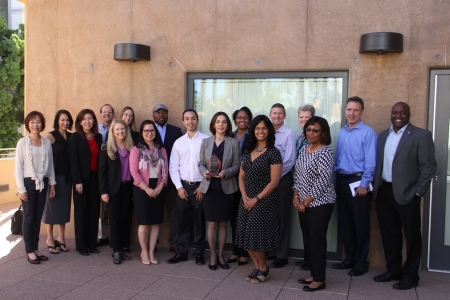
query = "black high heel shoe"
xmin=226 ymin=256 xmax=238 ymax=263
xmin=298 ymin=278 xmax=313 ymax=284
xmin=218 ymin=259 xmax=229 ymax=269
xmin=238 ymin=257 xmax=248 ymax=266
xmin=209 ymin=257 xmax=217 ymax=270
xmin=303 ymin=282 xmax=326 ymax=292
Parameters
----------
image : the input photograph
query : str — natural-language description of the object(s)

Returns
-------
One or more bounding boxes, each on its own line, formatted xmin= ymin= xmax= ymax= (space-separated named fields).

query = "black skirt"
xmin=133 ymin=178 xmax=165 ymax=225
xmin=203 ymin=186 xmax=233 ymax=222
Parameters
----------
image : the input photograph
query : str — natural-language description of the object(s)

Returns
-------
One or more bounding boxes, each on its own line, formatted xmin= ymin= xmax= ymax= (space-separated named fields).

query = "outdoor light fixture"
xmin=359 ymin=32 xmax=403 ymax=55
xmin=114 ymin=43 xmax=150 ymax=62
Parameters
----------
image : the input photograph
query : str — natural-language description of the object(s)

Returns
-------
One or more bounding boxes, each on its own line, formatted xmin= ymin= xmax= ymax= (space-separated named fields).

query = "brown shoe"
xmin=27 ymin=255 xmax=40 ymax=264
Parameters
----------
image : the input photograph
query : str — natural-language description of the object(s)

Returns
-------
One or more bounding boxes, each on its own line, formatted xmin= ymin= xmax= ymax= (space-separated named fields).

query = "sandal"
xmin=54 ymin=240 xmax=69 ymax=252
xmin=250 ymin=267 xmax=270 ymax=284
xmin=246 ymin=268 xmax=259 ymax=281
xmin=47 ymin=244 xmax=59 ymax=254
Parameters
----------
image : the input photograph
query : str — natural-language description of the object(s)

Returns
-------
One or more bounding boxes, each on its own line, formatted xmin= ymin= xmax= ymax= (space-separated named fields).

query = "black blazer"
xmin=98 ymin=147 xmax=124 ymax=196
xmin=163 ymin=124 xmax=183 ymax=186
xmin=163 ymin=124 xmax=183 ymax=161
xmin=69 ymin=133 xmax=102 ymax=184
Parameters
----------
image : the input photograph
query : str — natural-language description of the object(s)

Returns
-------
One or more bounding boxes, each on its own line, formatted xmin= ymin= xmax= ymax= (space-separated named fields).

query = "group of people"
xmin=14 ymin=96 xmax=436 ymax=292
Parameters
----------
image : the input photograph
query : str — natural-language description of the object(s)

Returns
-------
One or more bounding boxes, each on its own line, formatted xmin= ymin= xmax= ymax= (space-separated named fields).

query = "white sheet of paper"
xmin=349 ymin=181 xmax=373 ymax=197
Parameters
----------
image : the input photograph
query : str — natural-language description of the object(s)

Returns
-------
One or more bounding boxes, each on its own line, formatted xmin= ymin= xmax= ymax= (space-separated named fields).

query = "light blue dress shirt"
xmin=98 ymin=123 xmax=109 ymax=142
xmin=334 ymin=120 xmax=377 ymax=188
xmin=274 ymin=123 xmax=296 ymax=177
xmin=381 ymin=123 xmax=409 ymax=182
xmin=156 ymin=123 xmax=167 ymax=144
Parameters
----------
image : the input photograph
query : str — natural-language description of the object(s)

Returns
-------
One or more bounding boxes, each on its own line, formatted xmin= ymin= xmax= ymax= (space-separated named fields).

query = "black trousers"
xmin=376 ymin=182 xmax=421 ymax=283
xmin=305 ymin=203 xmax=334 ymax=282
xmin=298 ymin=210 xmax=310 ymax=263
xmin=73 ymin=171 xmax=100 ymax=252
xmin=176 ymin=181 xmax=205 ymax=256
xmin=164 ymin=184 xmax=178 ymax=247
xmin=230 ymin=190 xmax=249 ymax=258
xmin=336 ymin=176 xmax=371 ymax=267
xmin=22 ymin=177 xmax=48 ymax=253
xmin=274 ymin=173 xmax=293 ymax=259
xmin=108 ymin=181 xmax=133 ymax=252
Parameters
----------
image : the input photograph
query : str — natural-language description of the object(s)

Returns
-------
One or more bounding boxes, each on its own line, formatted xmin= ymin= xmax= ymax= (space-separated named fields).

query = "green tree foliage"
xmin=0 ymin=17 xmax=24 ymax=148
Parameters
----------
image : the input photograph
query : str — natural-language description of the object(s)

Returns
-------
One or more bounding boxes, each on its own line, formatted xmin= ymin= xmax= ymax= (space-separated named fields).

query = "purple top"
xmin=118 ymin=146 xmax=131 ymax=181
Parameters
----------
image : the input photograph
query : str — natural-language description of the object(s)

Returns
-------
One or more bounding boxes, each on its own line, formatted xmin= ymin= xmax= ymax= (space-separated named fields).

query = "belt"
xmin=382 ymin=180 xmax=392 ymax=185
xmin=337 ymin=173 xmax=362 ymax=178
xmin=181 ymin=180 xmax=201 ymax=185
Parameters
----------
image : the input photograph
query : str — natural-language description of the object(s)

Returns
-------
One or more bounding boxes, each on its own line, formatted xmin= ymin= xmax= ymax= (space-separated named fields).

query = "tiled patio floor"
xmin=1 ymin=202 xmax=449 ymax=299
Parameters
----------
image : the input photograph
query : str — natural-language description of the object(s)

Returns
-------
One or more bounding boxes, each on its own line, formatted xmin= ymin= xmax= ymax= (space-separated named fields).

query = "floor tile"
xmin=140 ymin=275 xmax=219 ymax=299
xmin=205 ymin=281 xmax=281 ymax=300
xmin=0 ymin=278 xmax=77 ymax=300
xmin=277 ymin=288 xmax=348 ymax=300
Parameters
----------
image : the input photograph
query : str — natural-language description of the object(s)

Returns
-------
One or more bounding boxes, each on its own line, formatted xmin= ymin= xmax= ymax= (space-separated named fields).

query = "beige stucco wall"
xmin=0 ymin=159 xmax=19 ymax=205
xmin=23 ymin=0 xmax=450 ymax=265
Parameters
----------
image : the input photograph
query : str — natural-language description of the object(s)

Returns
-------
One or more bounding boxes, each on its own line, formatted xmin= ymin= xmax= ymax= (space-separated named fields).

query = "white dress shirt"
xmin=274 ymin=123 xmax=296 ymax=177
xmin=169 ymin=131 xmax=208 ymax=190
xmin=382 ymin=123 xmax=409 ymax=182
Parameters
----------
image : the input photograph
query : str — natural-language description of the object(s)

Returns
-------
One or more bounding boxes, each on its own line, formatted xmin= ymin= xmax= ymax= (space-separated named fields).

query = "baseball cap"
xmin=153 ymin=104 xmax=169 ymax=112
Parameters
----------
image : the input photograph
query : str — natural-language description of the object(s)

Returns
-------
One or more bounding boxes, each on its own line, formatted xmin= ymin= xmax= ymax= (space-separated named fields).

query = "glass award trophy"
xmin=207 ymin=153 xmax=221 ymax=176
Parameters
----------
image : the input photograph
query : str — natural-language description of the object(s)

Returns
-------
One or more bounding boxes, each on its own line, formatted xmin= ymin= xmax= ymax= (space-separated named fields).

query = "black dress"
xmin=203 ymin=142 xmax=233 ymax=222
xmin=235 ymin=147 xmax=282 ymax=252
xmin=42 ymin=130 xmax=72 ymax=224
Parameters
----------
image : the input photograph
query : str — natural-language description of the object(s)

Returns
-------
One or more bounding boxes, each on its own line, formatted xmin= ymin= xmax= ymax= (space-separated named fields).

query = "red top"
xmin=87 ymin=137 xmax=99 ymax=171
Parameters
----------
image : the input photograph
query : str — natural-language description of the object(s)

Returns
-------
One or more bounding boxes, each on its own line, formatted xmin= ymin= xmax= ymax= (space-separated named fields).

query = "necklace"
xmin=307 ymin=144 xmax=324 ymax=153
xmin=216 ymin=135 xmax=225 ymax=142
xmin=255 ymin=144 xmax=267 ymax=152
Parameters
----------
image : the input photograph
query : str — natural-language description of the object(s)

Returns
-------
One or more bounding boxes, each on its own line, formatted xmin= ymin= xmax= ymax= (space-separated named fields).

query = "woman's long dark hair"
xmin=138 ymin=120 xmax=163 ymax=149
xmin=244 ymin=115 xmax=275 ymax=152
xmin=53 ymin=109 xmax=74 ymax=131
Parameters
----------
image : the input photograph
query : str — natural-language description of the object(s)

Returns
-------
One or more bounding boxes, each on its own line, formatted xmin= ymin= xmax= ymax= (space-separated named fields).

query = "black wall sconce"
xmin=359 ymin=32 xmax=403 ymax=55
xmin=114 ymin=43 xmax=150 ymax=62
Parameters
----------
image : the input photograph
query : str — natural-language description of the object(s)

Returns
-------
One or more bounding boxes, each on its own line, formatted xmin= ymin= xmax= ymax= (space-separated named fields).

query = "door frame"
xmin=424 ymin=69 xmax=450 ymax=273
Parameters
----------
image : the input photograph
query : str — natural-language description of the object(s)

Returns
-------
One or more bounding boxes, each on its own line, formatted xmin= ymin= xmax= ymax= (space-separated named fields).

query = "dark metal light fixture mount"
xmin=114 ymin=43 xmax=150 ymax=62
xmin=359 ymin=32 xmax=403 ymax=55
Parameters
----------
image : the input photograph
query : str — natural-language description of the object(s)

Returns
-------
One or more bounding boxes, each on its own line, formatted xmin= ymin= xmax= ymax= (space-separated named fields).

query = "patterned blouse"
xmin=293 ymin=145 xmax=336 ymax=208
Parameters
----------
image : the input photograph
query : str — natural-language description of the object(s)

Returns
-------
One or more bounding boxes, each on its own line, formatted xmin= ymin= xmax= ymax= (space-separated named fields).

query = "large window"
xmin=187 ymin=71 xmax=348 ymax=256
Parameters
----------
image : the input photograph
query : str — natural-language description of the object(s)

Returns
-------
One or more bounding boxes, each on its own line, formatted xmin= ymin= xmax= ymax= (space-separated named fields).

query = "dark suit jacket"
xmin=69 ymin=133 xmax=103 ymax=184
xmin=198 ymin=136 xmax=240 ymax=194
xmin=98 ymin=147 xmax=124 ymax=196
xmin=162 ymin=124 xmax=183 ymax=186
xmin=373 ymin=123 xmax=437 ymax=205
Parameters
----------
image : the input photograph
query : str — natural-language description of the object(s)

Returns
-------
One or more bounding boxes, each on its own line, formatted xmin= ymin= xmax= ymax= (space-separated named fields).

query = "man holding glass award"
xmin=167 ymin=109 xmax=208 ymax=265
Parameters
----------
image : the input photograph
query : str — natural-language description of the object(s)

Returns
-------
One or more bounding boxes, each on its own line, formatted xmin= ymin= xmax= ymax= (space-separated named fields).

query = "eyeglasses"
xmin=306 ymin=128 xmax=321 ymax=134
xmin=236 ymin=116 xmax=249 ymax=120
xmin=123 ymin=113 xmax=134 ymax=118
xmin=102 ymin=111 xmax=113 ymax=114
xmin=143 ymin=129 xmax=155 ymax=134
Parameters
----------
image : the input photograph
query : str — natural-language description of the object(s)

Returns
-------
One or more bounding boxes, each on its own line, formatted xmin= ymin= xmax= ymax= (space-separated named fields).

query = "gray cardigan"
xmin=198 ymin=136 xmax=240 ymax=194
